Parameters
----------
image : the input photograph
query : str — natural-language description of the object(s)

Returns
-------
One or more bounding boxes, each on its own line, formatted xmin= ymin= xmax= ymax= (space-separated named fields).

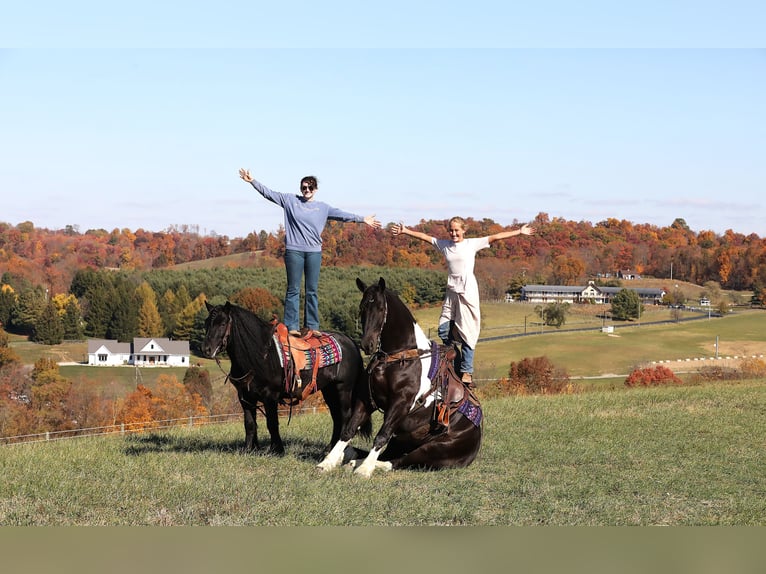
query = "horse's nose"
xmin=360 ymin=336 xmax=374 ymax=355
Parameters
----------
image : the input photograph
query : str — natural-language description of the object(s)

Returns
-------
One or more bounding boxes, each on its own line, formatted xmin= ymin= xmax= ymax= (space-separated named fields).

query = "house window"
xmin=98 ymin=354 xmax=107 ymax=362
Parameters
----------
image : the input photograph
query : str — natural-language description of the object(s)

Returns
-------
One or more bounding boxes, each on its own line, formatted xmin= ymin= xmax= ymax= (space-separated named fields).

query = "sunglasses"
xmin=301 ymin=184 xmax=315 ymax=191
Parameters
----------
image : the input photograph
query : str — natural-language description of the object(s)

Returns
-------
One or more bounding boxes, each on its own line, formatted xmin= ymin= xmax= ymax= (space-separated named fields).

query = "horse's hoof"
xmin=353 ymin=466 xmax=374 ymax=479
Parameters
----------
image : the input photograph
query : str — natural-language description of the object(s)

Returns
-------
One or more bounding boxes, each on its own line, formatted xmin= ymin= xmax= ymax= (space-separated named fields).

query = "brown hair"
xmin=300 ymin=176 xmax=318 ymax=189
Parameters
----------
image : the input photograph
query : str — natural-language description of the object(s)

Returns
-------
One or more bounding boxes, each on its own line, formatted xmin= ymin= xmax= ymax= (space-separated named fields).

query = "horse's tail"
xmin=358 ymin=418 xmax=373 ymax=440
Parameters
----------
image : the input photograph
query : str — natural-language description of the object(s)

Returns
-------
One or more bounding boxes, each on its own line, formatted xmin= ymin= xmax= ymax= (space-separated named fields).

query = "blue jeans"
xmin=438 ymin=320 xmax=474 ymax=375
xmin=284 ymin=250 xmax=322 ymax=331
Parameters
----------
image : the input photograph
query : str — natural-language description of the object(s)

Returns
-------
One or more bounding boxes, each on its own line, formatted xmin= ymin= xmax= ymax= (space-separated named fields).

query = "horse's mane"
xmin=383 ymin=287 xmax=416 ymax=325
xmin=221 ymin=303 xmax=278 ymax=377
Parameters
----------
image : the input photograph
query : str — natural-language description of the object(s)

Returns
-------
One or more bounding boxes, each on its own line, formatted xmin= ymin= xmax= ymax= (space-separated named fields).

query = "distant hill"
xmin=169 ymin=250 xmax=279 ymax=271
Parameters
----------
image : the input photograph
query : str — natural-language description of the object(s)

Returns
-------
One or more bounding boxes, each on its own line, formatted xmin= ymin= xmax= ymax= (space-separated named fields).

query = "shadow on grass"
xmin=122 ymin=431 xmax=331 ymax=462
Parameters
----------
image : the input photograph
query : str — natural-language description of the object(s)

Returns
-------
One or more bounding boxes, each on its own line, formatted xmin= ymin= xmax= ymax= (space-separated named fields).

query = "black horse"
xmin=318 ymin=278 xmax=483 ymax=477
xmin=201 ymin=301 xmax=369 ymax=455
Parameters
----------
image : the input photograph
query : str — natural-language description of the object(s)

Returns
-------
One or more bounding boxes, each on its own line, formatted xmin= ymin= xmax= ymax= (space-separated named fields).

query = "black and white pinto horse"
xmin=201 ymin=301 xmax=370 ymax=455
xmin=318 ymin=278 xmax=483 ymax=477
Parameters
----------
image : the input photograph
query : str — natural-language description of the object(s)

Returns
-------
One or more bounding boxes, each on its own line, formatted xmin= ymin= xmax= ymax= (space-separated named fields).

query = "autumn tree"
xmin=551 ymin=255 xmax=585 ymax=286
xmin=136 ymin=281 xmax=164 ymax=337
xmin=28 ymin=358 xmax=73 ymax=433
xmin=116 ymin=384 xmax=155 ymax=431
xmin=0 ymin=284 xmax=17 ymax=327
xmin=0 ymin=329 xmax=20 ymax=368
xmin=151 ymin=375 xmax=208 ymax=422
xmin=230 ymin=286 xmax=283 ymax=321
xmin=183 ymin=366 xmax=213 ymax=411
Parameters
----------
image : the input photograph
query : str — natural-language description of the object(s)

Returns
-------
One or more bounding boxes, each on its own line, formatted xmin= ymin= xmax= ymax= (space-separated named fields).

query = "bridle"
xmin=362 ymin=288 xmax=437 ymax=413
xmin=210 ymin=310 xmax=257 ymax=391
xmin=364 ymin=288 xmax=433 ymax=363
xmin=210 ymin=310 xmax=233 ymax=359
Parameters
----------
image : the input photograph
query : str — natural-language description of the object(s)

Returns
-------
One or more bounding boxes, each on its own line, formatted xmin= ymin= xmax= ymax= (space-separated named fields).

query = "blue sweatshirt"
xmin=249 ymin=179 xmax=364 ymax=252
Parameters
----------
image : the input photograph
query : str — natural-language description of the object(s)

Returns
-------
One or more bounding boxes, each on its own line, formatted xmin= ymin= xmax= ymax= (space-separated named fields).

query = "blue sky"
xmin=2 ymin=3 xmax=765 ymax=238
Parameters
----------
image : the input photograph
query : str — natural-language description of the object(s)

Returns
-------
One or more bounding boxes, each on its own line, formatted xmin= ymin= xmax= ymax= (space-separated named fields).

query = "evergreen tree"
xmin=158 ymin=289 xmax=178 ymax=337
xmin=611 ymin=289 xmax=643 ymax=321
xmin=62 ymin=298 xmax=84 ymax=340
xmin=33 ymin=300 xmax=65 ymax=344
xmin=10 ymin=286 xmax=47 ymax=335
xmin=173 ymin=294 xmax=206 ymax=342
xmin=107 ymin=280 xmax=139 ymax=342
xmin=75 ymin=271 xmax=115 ymax=338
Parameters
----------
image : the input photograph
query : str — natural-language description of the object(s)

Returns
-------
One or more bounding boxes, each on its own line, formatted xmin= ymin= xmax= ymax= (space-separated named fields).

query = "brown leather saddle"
xmin=272 ymin=320 xmax=341 ymax=403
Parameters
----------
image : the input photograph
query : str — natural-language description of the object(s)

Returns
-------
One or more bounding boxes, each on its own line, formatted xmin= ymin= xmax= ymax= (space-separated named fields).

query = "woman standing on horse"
xmin=392 ymin=217 xmax=535 ymax=383
xmin=240 ymin=169 xmax=381 ymax=335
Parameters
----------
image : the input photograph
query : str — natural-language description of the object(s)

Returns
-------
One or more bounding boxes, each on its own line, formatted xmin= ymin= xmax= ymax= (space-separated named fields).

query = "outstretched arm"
xmin=487 ymin=223 xmax=536 ymax=244
xmin=238 ymin=168 xmax=286 ymax=206
xmin=391 ymin=222 xmax=435 ymax=244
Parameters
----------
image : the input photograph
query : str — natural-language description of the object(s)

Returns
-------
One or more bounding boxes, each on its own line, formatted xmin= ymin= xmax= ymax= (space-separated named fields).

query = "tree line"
xmin=2 ymin=214 xmax=766 ymax=304
xmin=0 ymin=266 xmax=448 ymax=350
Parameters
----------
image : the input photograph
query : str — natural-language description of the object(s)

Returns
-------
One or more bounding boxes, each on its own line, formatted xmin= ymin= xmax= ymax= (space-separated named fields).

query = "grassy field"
xmin=7 ymin=304 xmax=766 ymax=394
xmin=413 ymin=305 xmax=766 ymax=383
xmin=2 ymin=378 xmax=764 ymax=525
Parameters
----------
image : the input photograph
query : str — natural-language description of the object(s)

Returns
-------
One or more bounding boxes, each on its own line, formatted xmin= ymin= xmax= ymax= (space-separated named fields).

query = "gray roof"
xmin=87 ymin=339 xmax=131 ymax=354
xmin=522 ymin=284 xmax=665 ymax=297
xmin=88 ymin=338 xmax=189 ymax=355
xmin=133 ymin=337 xmax=189 ymax=355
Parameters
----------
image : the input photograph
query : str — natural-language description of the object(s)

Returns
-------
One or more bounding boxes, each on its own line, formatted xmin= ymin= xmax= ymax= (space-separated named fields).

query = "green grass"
xmin=2 ymin=379 xmax=764 ymax=525
xmin=6 ymin=306 xmax=765 ymax=395
xmin=413 ymin=306 xmax=766 ymax=381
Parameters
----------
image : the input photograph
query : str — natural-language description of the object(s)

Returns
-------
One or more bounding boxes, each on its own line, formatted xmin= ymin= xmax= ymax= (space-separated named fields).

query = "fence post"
xmin=121 ymin=422 xmax=125 ymax=435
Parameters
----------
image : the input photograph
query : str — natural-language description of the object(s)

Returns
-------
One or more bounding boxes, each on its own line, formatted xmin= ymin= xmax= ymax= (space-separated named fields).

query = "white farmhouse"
xmin=87 ymin=337 xmax=190 ymax=367
xmin=87 ymin=339 xmax=131 ymax=366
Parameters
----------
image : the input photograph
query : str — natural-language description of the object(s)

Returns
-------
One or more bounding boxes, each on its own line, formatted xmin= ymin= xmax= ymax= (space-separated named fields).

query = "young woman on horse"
xmin=392 ymin=217 xmax=535 ymax=383
xmin=239 ymin=169 xmax=381 ymax=335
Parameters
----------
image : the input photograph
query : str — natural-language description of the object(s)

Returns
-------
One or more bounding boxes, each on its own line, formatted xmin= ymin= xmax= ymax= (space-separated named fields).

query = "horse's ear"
xmin=205 ymin=301 xmax=213 ymax=312
xmin=224 ymin=301 xmax=232 ymax=311
xmin=356 ymin=278 xmax=367 ymax=293
xmin=378 ymin=277 xmax=386 ymax=290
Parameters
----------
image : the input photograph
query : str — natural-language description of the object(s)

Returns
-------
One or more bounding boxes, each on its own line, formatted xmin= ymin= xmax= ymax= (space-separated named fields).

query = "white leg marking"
xmin=410 ymin=322 xmax=435 ymax=410
xmin=354 ymin=446 xmax=385 ymax=478
xmin=317 ymin=439 xmax=348 ymax=472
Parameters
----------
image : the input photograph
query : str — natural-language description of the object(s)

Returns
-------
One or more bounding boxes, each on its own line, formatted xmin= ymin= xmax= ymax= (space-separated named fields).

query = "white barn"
xmin=87 ymin=338 xmax=190 ymax=367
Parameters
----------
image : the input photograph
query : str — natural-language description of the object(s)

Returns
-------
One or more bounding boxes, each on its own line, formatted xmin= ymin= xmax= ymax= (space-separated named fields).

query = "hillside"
xmin=2 ymin=379 xmax=765 ymax=525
